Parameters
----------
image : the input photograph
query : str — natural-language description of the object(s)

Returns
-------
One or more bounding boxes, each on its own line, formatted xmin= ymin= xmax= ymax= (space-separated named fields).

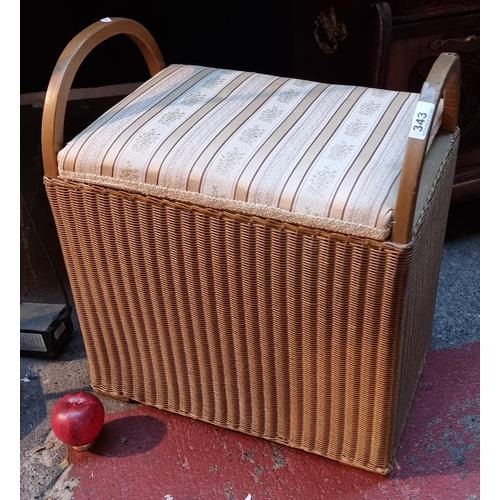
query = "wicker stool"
xmin=42 ymin=18 xmax=460 ymax=474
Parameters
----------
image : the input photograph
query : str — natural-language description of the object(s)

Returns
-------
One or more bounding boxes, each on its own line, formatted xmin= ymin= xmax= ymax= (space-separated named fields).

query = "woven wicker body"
xmin=41 ymin=19 xmax=461 ymax=474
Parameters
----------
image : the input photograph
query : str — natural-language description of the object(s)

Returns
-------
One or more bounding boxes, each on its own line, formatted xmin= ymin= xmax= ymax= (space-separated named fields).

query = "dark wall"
xmin=21 ymin=1 xmax=293 ymax=94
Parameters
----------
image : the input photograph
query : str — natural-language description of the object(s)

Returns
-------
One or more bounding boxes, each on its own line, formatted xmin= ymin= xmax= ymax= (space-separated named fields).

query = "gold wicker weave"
xmin=41 ymin=18 xmax=460 ymax=474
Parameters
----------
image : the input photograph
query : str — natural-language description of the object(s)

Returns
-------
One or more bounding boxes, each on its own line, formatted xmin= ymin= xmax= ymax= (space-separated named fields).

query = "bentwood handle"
xmin=41 ymin=17 xmax=166 ymax=178
xmin=392 ymin=52 xmax=460 ymax=245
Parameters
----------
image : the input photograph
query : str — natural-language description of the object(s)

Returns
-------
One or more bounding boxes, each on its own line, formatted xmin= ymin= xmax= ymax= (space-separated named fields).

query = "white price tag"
xmin=408 ymin=101 xmax=435 ymax=141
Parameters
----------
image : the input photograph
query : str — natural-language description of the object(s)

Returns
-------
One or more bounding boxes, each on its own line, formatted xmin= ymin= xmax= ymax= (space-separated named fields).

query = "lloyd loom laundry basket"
xmin=41 ymin=18 xmax=460 ymax=474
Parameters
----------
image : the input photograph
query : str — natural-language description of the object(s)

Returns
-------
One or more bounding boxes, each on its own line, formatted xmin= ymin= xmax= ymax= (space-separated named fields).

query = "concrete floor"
xmin=20 ymin=97 xmax=480 ymax=499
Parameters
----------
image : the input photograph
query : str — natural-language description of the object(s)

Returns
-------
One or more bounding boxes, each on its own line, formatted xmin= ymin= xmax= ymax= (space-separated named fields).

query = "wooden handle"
xmin=41 ymin=17 xmax=166 ymax=178
xmin=391 ymin=52 xmax=460 ymax=245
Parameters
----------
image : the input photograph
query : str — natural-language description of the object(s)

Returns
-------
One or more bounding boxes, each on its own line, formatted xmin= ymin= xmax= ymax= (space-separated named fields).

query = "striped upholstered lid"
xmin=57 ymin=64 xmax=441 ymax=240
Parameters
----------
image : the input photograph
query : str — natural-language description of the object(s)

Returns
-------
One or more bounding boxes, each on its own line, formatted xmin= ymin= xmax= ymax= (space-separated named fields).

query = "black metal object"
xmin=20 ymin=303 xmax=73 ymax=356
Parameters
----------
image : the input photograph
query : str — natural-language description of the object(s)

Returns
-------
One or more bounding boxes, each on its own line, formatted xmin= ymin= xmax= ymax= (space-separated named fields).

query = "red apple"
xmin=51 ymin=391 xmax=105 ymax=451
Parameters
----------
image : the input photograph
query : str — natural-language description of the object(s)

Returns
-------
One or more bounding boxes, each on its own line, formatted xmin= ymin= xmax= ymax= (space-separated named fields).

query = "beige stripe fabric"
xmin=58 ymin=64 xmax=441 ymax=240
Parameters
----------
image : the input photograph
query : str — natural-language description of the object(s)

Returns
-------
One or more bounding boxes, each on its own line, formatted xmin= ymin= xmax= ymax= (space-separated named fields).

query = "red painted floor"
xmin=66 ymin=342 xmax=479 ymax=500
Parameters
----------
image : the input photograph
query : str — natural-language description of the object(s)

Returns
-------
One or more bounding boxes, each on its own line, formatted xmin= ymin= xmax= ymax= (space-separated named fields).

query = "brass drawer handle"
xmin=314 ymin=7 xmax=347 ymax=54
xmin=430 ymin=35 xmax=479 ymax=53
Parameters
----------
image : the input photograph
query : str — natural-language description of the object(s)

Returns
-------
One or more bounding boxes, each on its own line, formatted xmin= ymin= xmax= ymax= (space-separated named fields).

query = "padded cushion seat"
xmin=58 ymin=64 xmax=441 ymax=240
